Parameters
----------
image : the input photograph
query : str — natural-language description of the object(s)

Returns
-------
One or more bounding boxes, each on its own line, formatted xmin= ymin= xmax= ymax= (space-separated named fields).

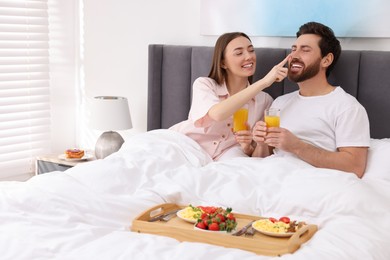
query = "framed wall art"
xmin=200 ymin=0 xmax=390 ymax=37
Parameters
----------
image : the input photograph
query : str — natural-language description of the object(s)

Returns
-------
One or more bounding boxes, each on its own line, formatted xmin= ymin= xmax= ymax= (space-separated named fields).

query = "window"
xmin=0 ymin=0 xmax=50 ymax=180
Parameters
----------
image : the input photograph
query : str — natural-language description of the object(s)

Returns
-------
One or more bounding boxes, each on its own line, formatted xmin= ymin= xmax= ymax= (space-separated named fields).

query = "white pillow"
xmin=363 ymin=138 xmax=390 ymax=180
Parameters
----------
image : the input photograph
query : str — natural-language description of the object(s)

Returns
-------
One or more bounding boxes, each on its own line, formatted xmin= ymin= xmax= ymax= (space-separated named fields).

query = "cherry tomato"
xmin=279 ymin=216 xmax=290 ymax=224
xmin=269 ymin=217 xmax=278 ymax=223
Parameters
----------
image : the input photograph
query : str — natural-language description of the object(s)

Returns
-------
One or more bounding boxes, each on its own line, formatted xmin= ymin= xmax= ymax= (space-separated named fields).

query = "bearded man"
xmin=252 ymin=22 xmax=370 ymax=178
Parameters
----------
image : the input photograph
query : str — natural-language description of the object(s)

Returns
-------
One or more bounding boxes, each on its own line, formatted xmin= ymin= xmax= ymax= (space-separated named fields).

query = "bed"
xmin=1 ymin=45 xmax=390 ymax=260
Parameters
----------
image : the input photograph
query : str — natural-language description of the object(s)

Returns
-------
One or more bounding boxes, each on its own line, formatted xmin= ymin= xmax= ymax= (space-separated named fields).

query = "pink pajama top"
xmin=169 ymin=77 xmax=273 ymax=160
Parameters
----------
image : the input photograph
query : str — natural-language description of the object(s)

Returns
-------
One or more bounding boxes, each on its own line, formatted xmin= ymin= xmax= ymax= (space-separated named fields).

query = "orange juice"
xmin=264 ymin=108 xmax=280 ymax=127
xmin=233 ymin=108 xmax=248 ymax=132
xmin=264 ymin=115 xmax=280 ymax=127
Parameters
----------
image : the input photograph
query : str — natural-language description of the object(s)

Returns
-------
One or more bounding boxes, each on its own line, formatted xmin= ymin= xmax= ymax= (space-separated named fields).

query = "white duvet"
xmin=1 ymin=130 xmax=390 ymax=260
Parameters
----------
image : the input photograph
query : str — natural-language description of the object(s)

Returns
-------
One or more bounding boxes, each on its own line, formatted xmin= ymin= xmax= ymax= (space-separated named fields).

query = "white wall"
xmin=49 ymin=0 xmax=79 ymax=154
xmin=77 ymin=0 xmax=390 ymax=149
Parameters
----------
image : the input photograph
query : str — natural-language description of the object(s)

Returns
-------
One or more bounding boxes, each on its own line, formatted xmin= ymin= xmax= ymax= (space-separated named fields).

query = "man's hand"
xmin=252 ymin=121 xmax=273 ymax=157
xmin=263 ymin=127 xmax=301 ymax=153
xmin=252 ymin=121 xmax=267 ymax=144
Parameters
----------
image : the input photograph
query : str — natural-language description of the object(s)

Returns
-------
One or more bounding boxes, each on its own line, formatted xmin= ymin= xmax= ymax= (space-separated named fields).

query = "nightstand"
xmin=35 ymin=154 xmax=94 ymax=175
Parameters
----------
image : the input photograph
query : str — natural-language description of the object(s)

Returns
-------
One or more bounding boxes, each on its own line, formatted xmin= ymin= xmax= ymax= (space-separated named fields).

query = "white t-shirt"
xmin=271 ymin=87 xmax=370 ymax=157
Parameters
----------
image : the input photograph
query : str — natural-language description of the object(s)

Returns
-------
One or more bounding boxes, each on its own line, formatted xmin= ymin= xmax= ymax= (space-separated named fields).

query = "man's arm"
xmin=292 ymin=143 xmax=367 ymax=178
xmin=265 ymin=127 xmax=368 ymax=178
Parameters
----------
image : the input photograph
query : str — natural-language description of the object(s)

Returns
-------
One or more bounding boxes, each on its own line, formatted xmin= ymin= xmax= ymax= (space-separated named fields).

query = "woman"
xmin=170 ymin=32 xmax=289 ymax=161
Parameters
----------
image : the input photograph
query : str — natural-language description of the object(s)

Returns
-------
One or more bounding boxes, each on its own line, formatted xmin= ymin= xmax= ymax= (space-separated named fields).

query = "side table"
xmin=35 ymin=154 xmax=94 ymax=175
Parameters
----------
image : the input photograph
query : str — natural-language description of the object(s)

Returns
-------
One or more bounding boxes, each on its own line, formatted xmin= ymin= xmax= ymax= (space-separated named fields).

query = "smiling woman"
xmin=169 ymin=32 xmax=287 ymax=161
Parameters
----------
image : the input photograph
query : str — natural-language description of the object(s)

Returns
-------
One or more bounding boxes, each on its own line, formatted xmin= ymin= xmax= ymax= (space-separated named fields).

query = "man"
xmin=252 ymin=22 xmax=370 ymax=178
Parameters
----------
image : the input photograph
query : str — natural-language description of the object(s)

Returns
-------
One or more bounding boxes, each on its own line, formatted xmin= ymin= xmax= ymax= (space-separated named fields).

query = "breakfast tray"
xmin=131 ymin=203 xmax=318 ymax=256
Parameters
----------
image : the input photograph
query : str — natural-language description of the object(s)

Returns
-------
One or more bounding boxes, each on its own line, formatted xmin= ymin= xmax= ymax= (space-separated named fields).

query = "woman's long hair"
xmin=208 ymin=32 xmax=253 ymax=85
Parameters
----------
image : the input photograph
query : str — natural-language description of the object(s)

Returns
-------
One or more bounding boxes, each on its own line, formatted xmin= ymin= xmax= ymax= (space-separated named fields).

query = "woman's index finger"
xmin=278 ymin=54 xmax=291 ymax=67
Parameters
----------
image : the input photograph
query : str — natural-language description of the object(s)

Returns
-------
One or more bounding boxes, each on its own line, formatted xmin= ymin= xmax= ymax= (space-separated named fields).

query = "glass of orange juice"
xmin=233 ymin=106 xmax=248 ymax=133
xmin=264 ymin=108 xmax=280 ymax=127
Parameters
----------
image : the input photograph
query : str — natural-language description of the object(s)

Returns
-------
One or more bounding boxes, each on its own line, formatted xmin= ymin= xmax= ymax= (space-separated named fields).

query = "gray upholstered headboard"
xmin=147 ymin=44 xmax=390 ymax=139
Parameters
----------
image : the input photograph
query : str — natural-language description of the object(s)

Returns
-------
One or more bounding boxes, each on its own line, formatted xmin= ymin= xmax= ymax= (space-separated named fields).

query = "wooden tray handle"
xmin=134 ymin=203 xmax=180 ymax=221
xmin=287 ymin=224 xmax=318 ymax=253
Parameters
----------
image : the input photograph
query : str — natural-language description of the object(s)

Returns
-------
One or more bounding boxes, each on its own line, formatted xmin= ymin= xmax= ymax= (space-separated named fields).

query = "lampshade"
xmin=90 ymin=96 xmax=132 ymax=159
xmin=91 ymin=96 xmax=132 ymax=131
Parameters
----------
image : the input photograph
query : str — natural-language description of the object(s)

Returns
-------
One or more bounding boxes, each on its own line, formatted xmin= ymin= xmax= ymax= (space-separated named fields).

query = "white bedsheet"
xmin=1 ymin=129 xmax=390 ymax=260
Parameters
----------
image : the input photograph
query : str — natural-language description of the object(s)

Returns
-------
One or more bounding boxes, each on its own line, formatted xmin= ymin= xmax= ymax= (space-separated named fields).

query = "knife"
xmin=148 ymin=209 xmax=180 ymax=222
xmin=232 ymin=220 xmax=255 ymax=236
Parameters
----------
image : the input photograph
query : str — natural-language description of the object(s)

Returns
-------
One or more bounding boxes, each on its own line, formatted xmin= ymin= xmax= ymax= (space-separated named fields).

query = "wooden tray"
xmin=131 ymin=203 xmax=318 ymax=256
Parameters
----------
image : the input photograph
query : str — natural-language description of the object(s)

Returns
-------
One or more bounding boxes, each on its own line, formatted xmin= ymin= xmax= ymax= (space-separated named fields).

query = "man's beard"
xmin=288 ymin=58 xmax=321 ymax=83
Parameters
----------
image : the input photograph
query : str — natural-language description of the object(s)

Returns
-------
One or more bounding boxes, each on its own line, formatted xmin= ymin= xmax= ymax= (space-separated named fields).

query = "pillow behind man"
xmin=363 ymin=138 xmax=390 ymax=181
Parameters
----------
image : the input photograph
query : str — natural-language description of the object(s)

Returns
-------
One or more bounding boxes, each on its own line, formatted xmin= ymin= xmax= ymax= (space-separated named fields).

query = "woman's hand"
xmin=234 ymin=129 xmax=254 ymax=156
xmin=262 ymin=55 xmax=290 ymax=86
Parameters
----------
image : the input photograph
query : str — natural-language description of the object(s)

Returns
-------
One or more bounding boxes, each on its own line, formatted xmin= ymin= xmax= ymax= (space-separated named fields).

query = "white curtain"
xmin=0 ymin=0 xmax=50 ymax=180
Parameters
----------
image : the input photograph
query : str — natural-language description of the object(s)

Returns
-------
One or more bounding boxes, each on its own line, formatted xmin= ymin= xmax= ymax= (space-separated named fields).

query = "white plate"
xmin=252 ymin=220 xmax=294 ymax=237
xmin=176 ymin=209 xmax=198 ymax=224
xmin=58 ymin=153 xmax=93 ymax=162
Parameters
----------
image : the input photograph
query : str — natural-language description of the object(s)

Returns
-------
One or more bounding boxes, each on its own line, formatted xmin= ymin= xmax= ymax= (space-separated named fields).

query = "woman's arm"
xmin=252 ymin=120 xmax=273 ymax=158
xmin=208 ymin=56 xmax=289 ymax=122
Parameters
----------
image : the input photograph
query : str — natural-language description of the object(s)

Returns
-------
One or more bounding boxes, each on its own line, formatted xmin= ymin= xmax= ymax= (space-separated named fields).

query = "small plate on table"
xmin=58 ymin=154 xmax=93 ymax=162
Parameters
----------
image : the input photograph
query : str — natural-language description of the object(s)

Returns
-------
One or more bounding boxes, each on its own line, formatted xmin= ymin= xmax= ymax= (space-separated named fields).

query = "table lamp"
xmin=91 ymin=96 xmax=132 ymax=159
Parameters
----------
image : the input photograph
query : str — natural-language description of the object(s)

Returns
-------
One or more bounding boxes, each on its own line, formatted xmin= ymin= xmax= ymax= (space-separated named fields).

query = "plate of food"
xmin=176 ymin=205 xmax=202 ymax=223
xmin=177 ymin=205 xmax=238 ymax=233
xmin=58 ymin=149 xmax=93 ymax=161
xmin=252 ymin=217 xmax=306 ymax=238
xmin=191 ymin=205 xmax=237 ymax=233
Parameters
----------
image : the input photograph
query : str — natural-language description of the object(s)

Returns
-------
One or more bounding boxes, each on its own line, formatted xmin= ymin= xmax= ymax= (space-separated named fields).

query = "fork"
xmin=244 ymin=226 xmax=255 ymax=237
xmin=148 ymin=209 xmax=179 ymax=222
xmin=161 ymin=212 xmax=177 ymax=222
xmin=232 ymin=220 xmax=255 ymax=236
